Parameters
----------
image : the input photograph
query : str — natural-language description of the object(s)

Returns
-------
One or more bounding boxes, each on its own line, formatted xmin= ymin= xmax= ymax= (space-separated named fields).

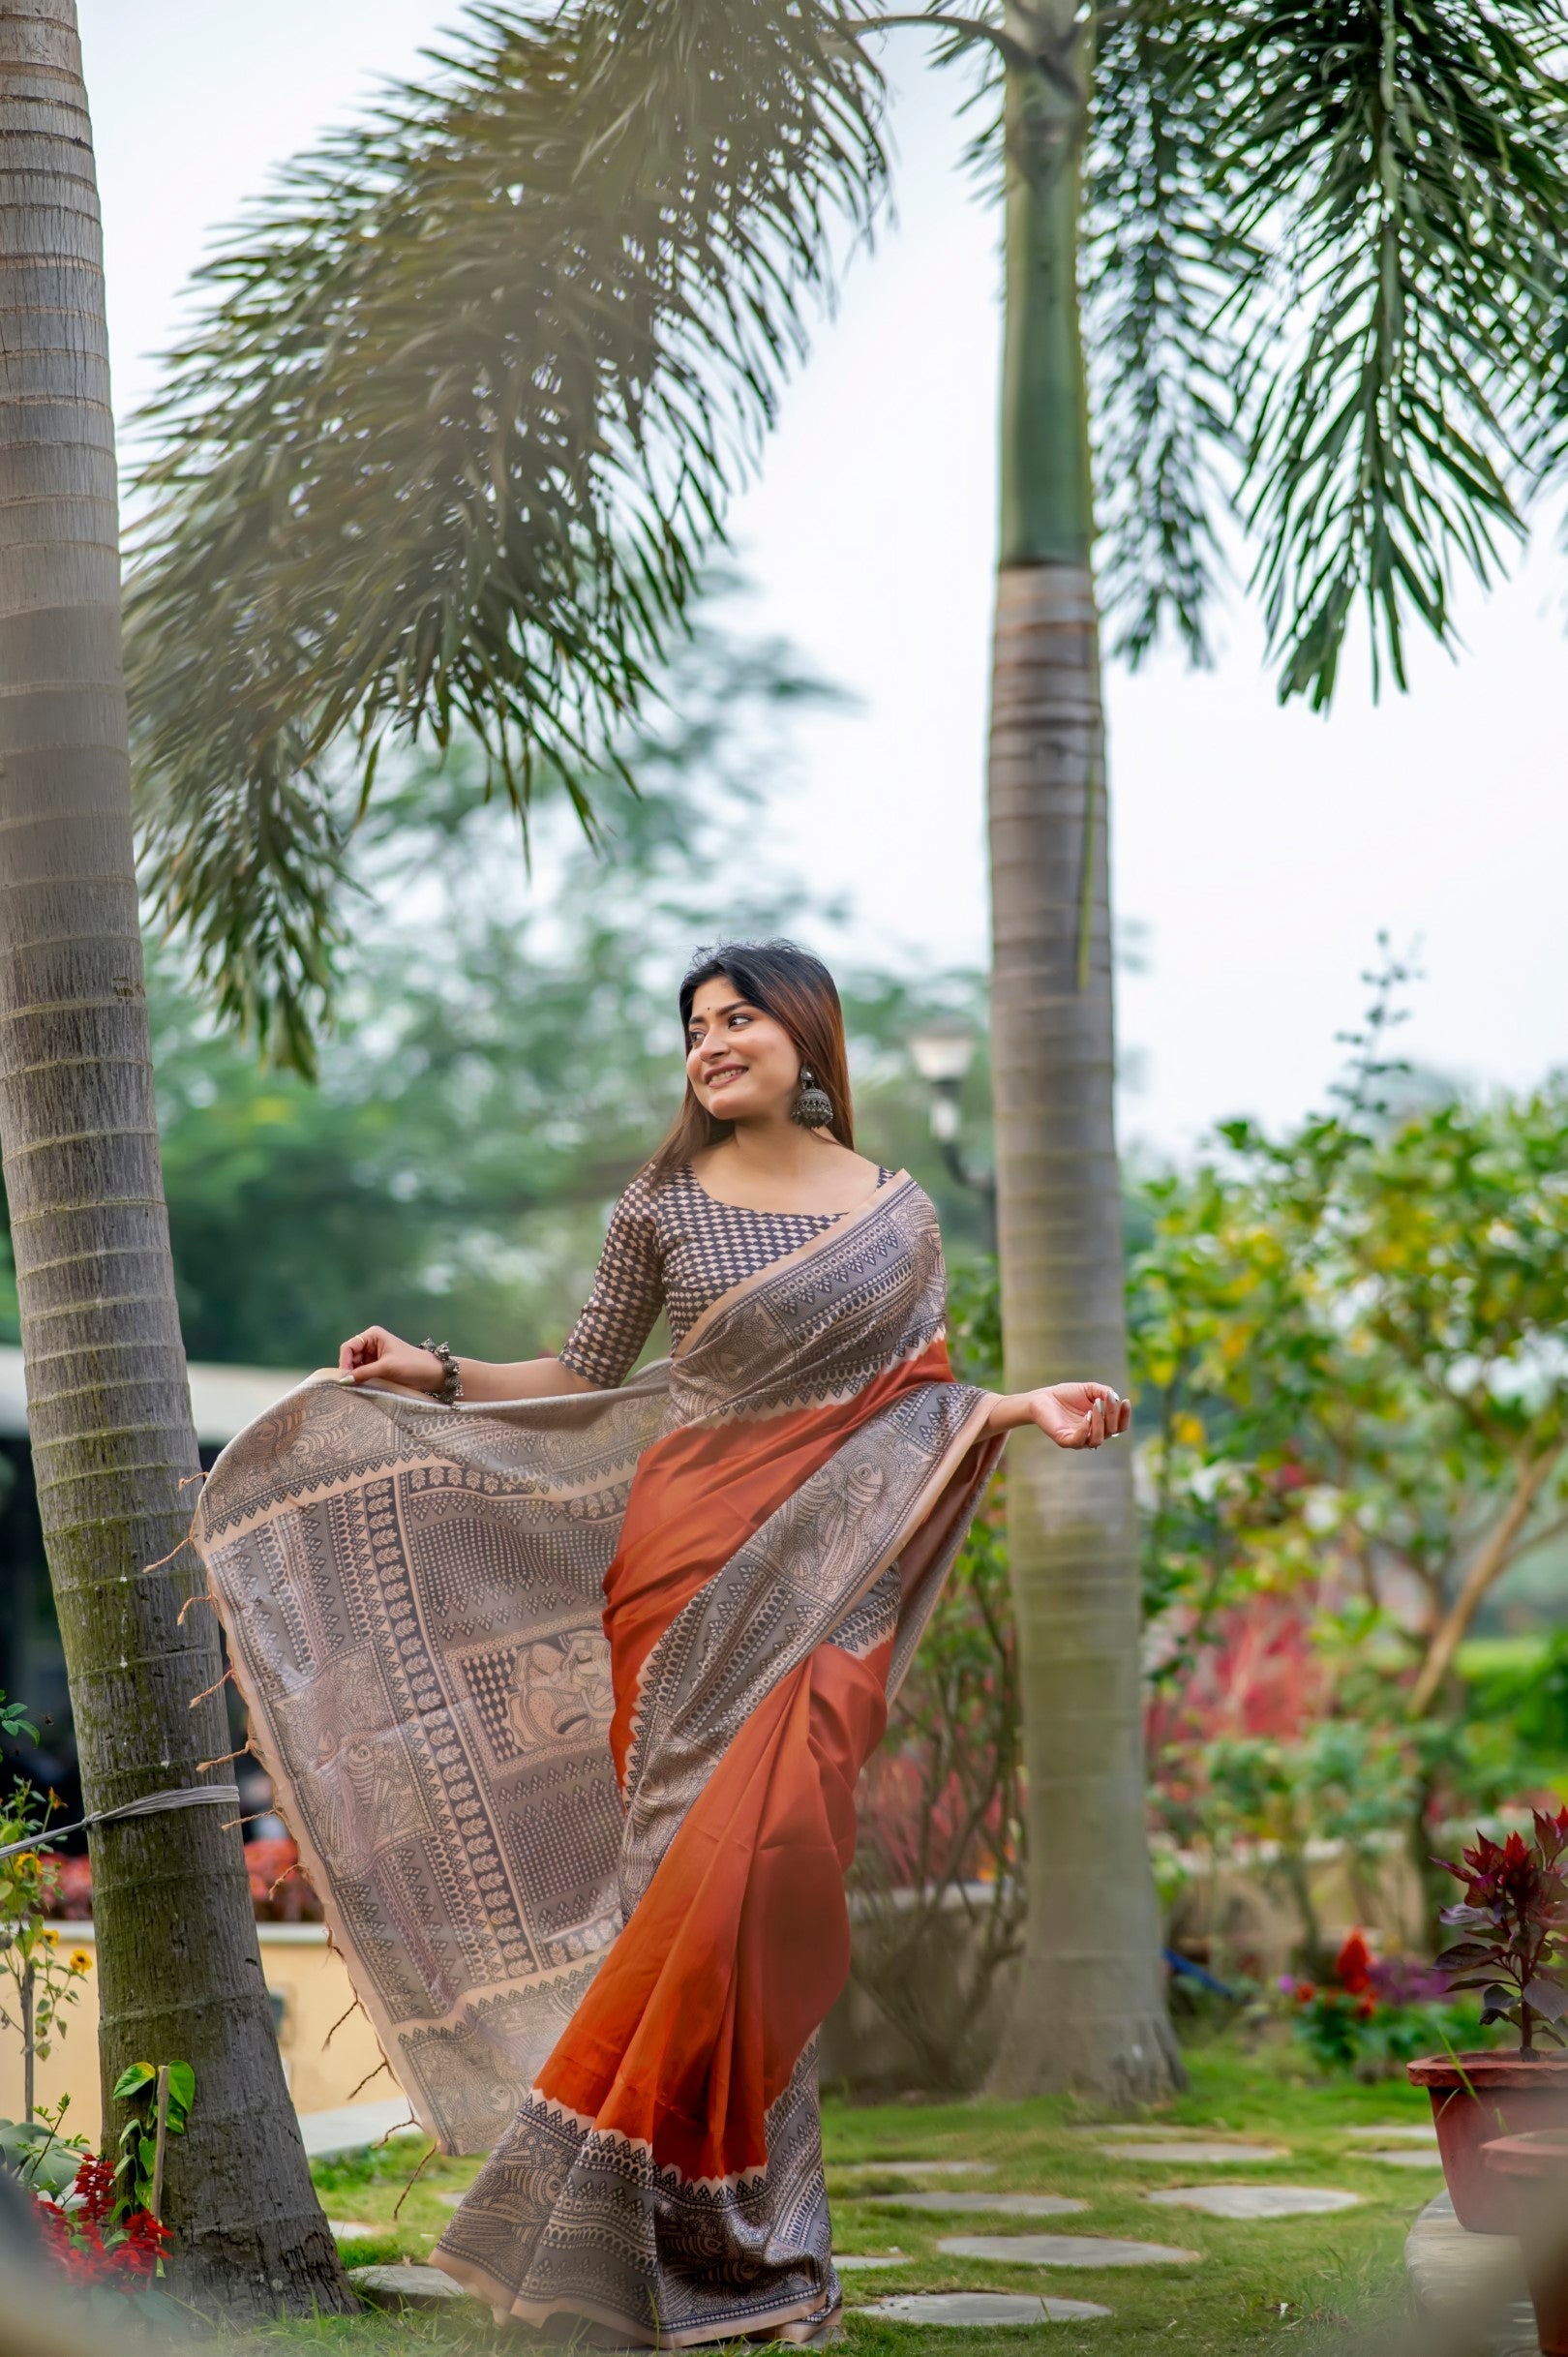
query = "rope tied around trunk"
xmin=0 ymin=1783 xmax=242 ymax=1864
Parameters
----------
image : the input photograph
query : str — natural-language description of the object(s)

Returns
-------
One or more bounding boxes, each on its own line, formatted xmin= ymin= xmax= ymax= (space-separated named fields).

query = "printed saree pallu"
xmin=194 ymin=1174 xmax=1000 ymax=2345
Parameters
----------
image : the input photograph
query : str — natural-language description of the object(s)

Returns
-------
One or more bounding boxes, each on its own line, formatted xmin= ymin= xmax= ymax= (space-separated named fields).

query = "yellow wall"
xmin=0 ymin=1924 xmax=391 ymax=2143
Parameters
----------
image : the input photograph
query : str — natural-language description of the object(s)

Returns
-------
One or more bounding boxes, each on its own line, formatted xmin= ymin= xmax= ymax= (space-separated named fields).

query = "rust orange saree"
xmin=195 ymin=1174 xmax=999 ymax=2344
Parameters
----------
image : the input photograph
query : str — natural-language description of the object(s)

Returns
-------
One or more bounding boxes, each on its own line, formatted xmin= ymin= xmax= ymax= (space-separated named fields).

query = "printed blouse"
xmin=558 ymin=1161 xmax=892 ymax=1389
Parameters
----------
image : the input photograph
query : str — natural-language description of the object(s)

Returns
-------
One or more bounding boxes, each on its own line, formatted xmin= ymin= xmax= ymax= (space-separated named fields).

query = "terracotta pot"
xmin=1407 ymin=2053 xmax=1568 ymax=2233
xmin=1483 ymin=2130 xmax=1568 ymax=2355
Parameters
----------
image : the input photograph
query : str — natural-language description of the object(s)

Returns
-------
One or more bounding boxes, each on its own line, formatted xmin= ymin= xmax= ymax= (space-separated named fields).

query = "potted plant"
xmin=1407 ymin=1806 xmax=1568 ymax=2233
xmin=1482 ymin=2130 xmax=1568 ymax=2356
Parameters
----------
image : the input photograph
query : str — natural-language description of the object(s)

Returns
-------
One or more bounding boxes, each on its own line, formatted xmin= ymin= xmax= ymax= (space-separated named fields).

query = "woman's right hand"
xmin=337 ymin=1326 xmax=444 ymax=1391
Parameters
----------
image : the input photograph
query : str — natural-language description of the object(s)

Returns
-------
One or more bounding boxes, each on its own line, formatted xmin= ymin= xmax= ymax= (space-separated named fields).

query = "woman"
xmin=195 ymin=941 xmax=1127 ymax=2347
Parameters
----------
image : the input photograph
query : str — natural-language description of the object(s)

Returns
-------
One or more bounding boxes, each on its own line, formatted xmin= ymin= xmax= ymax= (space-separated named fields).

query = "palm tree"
xmin=124 ymin=0 xmax=1568 ymax=2100
xmin=0 ymin=0 xmax=352 ymax=2312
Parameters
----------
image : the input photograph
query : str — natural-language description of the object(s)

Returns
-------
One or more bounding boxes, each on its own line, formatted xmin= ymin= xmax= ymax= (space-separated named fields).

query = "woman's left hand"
xmin=988 ymin=1381 xmax=1131 ymax=1447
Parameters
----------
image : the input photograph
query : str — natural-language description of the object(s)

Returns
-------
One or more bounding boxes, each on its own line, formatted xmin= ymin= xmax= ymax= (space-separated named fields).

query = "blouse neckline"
xmin=677 ymin=1160 xmax=890 ymax=1223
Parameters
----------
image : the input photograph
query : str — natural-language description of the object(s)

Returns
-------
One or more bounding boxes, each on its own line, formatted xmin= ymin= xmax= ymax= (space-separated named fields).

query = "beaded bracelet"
xmin=421 ymin=1338 xmax=464 ymax=1405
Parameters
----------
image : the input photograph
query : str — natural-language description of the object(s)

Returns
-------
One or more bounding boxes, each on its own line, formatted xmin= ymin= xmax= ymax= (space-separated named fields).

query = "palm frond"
xmin=127 ymin=0 xmax=886 ymax=1062
xmin=1084 ymin=0 xmax=1240 ymax=666
xmin=1198 ymin=0 xmax=1568 ymax=708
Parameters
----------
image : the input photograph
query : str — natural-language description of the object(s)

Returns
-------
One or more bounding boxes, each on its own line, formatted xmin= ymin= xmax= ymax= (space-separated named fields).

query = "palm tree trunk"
xmin=984 ymin=15 xmax=1181 ymax=2102
xmin=0 ymin=0 xmax=351 ymax=2313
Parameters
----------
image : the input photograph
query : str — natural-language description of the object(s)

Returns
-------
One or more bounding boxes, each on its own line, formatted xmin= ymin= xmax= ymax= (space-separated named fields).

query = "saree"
xmin=194 ymin=1171 xmax=1001 ymax=2345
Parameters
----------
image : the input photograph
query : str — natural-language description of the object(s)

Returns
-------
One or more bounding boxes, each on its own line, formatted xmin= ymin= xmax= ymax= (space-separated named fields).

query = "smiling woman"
xmin=194 ymin=938 xmax=1127 ymax=2348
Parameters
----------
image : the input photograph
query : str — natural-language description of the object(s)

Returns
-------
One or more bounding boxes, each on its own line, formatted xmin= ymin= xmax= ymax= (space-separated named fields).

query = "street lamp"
xmin=908 ymin=1020 xmax=996 ymax=1252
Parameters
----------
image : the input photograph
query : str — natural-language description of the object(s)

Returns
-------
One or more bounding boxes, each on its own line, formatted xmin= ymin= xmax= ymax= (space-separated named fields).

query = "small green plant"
xmin=0 ymin=1693 xmax=92 ymax=2121
xmin=111 ymin=2060 xmax=196 ymax=2221
xmin=28 ymin=2061 xmax=196 ymax=2306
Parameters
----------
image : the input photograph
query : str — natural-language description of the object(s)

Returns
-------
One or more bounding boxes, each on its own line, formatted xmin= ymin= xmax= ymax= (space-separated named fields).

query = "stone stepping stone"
xmin=833 ymin=2253 xmax=907 ymax=2271
xmin=861 ymin=2192 xmax=1087 ymax=2217
xmin=861 ymin=2292 xmax=1111 ymax=2326
xmin=1145 ymin=2185 xmax=1361 ymax=2221
xmin=349 ymin=2262 xmax=467 ymax=2311
xmin=1362 ymin=2148 xmax=1444 ymax=2169
xmin=328 ymin=2221 xmax=380 ymax=2241
xmin=1346 ymin=2124 xmax=1437 ymax=2145
xmin=937 ymin=2233 xmax=1198 ymax=2269
xmin=840 ymin=2160 xmax=997 ymax=2177
xmin=1093 ymin=2140 xmax=1287 ymax=2164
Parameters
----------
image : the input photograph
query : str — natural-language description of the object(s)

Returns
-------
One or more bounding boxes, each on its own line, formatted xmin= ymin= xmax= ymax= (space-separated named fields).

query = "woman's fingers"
xmin=338 ymin=1325 xmax=392 ymax=1376
xmin=1070 ymin=1382 xmax=1130 ymax=1445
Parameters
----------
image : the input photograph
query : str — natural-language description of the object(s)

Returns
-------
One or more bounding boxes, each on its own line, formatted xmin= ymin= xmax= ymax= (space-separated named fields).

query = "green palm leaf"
xmin=126 ymin=0 xmax=885 ymax=1064
xmin=1086 ymin=0 xmax=1241 ymax=666
xmin=1199 ymin=0 xmax=1568 ymax=706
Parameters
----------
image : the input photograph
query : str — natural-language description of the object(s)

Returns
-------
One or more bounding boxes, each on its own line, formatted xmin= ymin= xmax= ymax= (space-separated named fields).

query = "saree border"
xmin=435 ymin=2251 xmax=841 ymax=2350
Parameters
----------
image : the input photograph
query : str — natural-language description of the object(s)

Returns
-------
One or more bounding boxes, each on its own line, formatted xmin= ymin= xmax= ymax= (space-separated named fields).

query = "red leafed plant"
xmin=1433 ymin=1805 xmax=1568 ymax=2053
xmin=35 ymin=2153 xmax=169 ymax=2286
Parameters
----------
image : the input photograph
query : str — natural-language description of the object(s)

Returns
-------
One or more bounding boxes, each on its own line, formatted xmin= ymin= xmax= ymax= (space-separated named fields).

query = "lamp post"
xmin=908 ymin=1021 xmax=997 ymax=1253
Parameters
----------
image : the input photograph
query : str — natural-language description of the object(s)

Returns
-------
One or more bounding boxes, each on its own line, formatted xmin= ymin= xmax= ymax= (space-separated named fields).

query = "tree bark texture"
xmin=982 ymin=24 xmax=1181 ymax=2101
xmin=984 ymin=566 xmax=1182 ymax=2102
xmin=0 ymin=0 xmax=351 ymax=2313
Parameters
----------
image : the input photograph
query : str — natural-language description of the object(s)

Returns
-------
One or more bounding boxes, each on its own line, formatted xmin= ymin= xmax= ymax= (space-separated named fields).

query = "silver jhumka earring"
xmin=792 ymin=1066 xmax=833 ymax=1128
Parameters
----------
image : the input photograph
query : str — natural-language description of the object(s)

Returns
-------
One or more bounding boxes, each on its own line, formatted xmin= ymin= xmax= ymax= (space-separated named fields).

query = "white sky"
xmin=81 ymin=1 xmax=1568 ymax=1159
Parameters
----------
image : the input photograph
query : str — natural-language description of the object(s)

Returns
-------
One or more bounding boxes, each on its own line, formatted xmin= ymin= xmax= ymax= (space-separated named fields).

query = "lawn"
xmin=242 ymin=2039 xmax=1434 ymax=2356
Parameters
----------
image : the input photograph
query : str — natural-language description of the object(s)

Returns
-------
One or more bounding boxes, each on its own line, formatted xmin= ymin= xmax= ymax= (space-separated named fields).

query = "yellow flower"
xmin=69 ymin=1949 xmax=91 ymax=1975
xmin=41 ymin=1926 xmax=58 ymax=1947
xmin=12 ymin=1852 xmax=38 ymax=1875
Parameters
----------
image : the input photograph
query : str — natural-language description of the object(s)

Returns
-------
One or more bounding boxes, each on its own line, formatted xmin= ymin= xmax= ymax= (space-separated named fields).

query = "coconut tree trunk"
xmin=0 ymin=0 xmax=352 ymax=2313
xmin=984 ymin=13 xmax=1181 ymax=2102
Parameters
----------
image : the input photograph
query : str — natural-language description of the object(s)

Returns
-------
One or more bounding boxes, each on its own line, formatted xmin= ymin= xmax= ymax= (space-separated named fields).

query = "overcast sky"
xmin=80 ymin=1 xmax=1568 ymax=1158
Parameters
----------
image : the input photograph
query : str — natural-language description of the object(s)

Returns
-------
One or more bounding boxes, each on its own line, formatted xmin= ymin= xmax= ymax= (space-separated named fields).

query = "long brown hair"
xmin=648 ymin=941 xmax=855 ymax=1186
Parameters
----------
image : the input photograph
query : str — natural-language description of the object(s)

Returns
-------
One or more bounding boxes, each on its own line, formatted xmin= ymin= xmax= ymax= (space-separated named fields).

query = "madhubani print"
xmin=196 ymin=1368 xmax=668 ymax=2156
xmin=619 ymin=1382 xmax=984 ymax=1916
xmin=437 ymin=2045 xmax=838 ymax=2347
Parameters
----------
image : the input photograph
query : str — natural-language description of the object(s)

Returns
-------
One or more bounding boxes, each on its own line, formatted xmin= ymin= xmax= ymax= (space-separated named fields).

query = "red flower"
xmin=35 ymin=2156 xmax=169 ymax=2292
xmin=1335 ymin=1930 xmax=1374 ymax=1998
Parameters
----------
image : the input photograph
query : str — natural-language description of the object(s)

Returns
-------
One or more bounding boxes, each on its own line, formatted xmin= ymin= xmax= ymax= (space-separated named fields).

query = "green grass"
xmin=234 ymin=2040 xmax=1434 ymax=2355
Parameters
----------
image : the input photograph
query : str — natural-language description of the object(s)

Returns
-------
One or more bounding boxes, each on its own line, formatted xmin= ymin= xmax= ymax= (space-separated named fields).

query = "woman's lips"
xmin=705 ymin=1065 xmax=747 ymax=1089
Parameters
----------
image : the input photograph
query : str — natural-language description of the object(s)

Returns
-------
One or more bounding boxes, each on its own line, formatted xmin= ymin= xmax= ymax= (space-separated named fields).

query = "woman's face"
xmin=684 ymin=975 xmax=802 ymax=1126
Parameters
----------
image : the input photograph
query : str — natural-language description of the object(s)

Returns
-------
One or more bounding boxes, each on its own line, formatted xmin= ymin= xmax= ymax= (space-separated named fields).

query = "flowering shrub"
xmin=35 ymin=2153 xmax=169 ymax=2288
xmin=1433 ymin=1804 xmax=1568 ymax=2051
xmin=1283 ymin=1930 xmax=1481 ymax=2078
